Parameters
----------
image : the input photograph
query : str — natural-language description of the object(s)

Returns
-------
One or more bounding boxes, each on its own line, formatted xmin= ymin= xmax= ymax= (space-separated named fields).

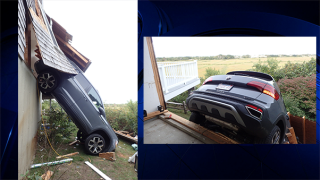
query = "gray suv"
xmin=34 ymin=59 xmax=118 ymax=155
xmin=186 ymin=71 xmax=290 ymax=144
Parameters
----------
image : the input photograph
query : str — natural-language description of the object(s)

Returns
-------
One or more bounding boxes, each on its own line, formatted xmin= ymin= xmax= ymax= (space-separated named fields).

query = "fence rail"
xmin=288 ymin=113 xmax=316 ymax=144
xmin=158 ymin=60 xmax=198 ymax=93
xmin=166 ymin=101 xmax=189 ymax=114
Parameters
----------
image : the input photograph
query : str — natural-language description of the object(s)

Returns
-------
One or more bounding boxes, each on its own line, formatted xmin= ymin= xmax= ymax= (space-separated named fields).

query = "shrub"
xmin=251 ymin=57 xmax=280 ymax=79
xmin=38 ymin=107 xmax=76 ymax=144
xmin=278 ymin=74 xmax=316 ymax=120
xmin=105 ymin=100 xmax=138 ymax=135
xmin=251 ymin=57 xmax=316 ymax=81
xmin=204 ymin=67 xmax=221 ymax=79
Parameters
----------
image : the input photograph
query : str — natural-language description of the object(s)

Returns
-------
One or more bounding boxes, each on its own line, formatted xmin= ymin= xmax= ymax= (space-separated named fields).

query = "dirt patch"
xmin=27 ymin=131 xmax=137 ymax=180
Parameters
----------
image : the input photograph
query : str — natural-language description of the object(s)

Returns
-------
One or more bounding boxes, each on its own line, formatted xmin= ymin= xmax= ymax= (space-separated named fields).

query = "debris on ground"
xmin=85 ymin=161 xmax=112 ymax=180
xmin=31 ymin=158 xmax=73 ymax=168
xmin=131 ymin=144 xmax=138 ymax=151
xmin=99 ymin=152 xmax=116 ymax=161
xmin=114 ymin=130 xmax=138 ymax=144
xmin=56 ymin=152 xmax=79 ymax=159
xmin=69 ymin=140 xmax=79 ymax=146
xmin=41 ymin=170 xmax=53 ymax=180
xmin=119 ymin=131 xmax=129 ymax=134
xmin=164 ymin=114 xmax=172 ymax=119
xmin=128 ymin=152 xmax=138 ymax=163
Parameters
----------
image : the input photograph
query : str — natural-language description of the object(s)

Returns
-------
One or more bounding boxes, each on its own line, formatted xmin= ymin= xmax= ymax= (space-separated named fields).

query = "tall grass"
xmin=105 ymin=100 xmax=138 ymax=135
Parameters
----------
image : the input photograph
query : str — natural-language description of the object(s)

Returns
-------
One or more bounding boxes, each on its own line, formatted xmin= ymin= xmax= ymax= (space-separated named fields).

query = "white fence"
xmin=158 ymin=60 xmax=199 ymax=93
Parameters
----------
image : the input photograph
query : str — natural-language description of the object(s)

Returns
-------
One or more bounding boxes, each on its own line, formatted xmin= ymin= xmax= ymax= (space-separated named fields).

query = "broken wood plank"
xmin=69 ymin=140 xmax=79 ymax=146
xmin=164 ymin=112 xmax=238 ymax=144
xmin=99 ymin=152 xmax=116 ymax=161
xmin=119 ymin=131 xmax=129 ymax=134
xmin=41 ymin=170 xmax=53 ymax=180
xmin=144 ymin=110 xmax=168 ymax=121
xmin=114 ymin=131 xmax=138 ymax=144
xmin=56 ymin=152 xmax=79 ymax=159
xmin=287 ymin=127 xmax=298 ymax=144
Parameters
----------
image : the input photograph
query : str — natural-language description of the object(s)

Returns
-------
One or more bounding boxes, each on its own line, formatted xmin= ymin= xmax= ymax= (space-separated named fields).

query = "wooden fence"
xmin=288 ymin=113 xmax=317 ymax=144
xmin=166 ymin=101 xmax=189 ymax=114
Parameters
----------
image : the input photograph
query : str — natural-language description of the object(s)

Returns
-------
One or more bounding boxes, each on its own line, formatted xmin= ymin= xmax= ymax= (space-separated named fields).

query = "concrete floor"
xmin=144 ymin=118 xmax=204 ymax=144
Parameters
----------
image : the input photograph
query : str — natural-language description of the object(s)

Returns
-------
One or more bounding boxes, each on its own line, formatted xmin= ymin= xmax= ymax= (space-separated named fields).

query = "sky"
xmin=152 ymin=37 xmax=316 ymax=57
xmin=43 ymin=0 xmax=137 ymax=104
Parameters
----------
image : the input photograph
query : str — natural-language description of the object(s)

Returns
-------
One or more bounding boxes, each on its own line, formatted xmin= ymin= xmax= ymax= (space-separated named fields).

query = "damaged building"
xmin=18 ymin=0 xmax=91 ymax=176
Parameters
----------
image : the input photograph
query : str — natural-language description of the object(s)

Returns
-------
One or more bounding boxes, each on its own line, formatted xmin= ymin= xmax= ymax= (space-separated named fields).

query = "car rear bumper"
xmin=186 ymin=92 xmax=273 ymax=138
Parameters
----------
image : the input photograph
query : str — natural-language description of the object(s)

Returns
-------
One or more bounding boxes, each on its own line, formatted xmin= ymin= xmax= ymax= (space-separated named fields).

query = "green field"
xmin=185 ymin=56 xmax=315 ymax=78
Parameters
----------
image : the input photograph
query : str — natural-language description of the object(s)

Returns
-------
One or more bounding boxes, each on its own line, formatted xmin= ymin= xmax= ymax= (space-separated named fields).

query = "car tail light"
xmin=246 ymin=104 xmax=263 ymax=119
xmin=247 ymin=81 xmax=279 ymax=100
xmin=202 ymin=77 xmax=213 ymax=85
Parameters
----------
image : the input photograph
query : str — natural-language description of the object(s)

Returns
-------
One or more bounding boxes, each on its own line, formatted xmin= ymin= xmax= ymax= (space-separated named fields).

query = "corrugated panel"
xmin=26 ymin=0 xmax=36 ymax=14
xmin=28 ymin=2 xmax=77 ymax=74
xmin=18 ymin=0 xmax=26 ymax=58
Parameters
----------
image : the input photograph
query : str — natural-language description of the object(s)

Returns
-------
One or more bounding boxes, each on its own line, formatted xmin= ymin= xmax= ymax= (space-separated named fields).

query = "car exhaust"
xmin=204 ymin=115 xmax=239 ymax=132
xmin=245 ymin=105 xmax=263 ymax=119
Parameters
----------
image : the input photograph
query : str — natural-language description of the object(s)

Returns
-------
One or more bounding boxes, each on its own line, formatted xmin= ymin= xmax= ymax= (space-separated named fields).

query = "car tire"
xmin=77 ymin=130 xmax=86 ymax=143
xmin=85 ymin=134 xmax=105 ymax=155
xmin=189 ymin=112 xmax=206 ymax=125
xmin=37 ymin=69 xmax=59 ymax=93
xmin=255 ymin=125 xmax=281 ymax=144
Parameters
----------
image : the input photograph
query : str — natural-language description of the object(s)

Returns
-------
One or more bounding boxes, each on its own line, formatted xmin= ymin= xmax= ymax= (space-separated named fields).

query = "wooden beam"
xmin=114 ymin=131 xmax=137 ymax=144
xmin=286 ymin=127 xmax=298 ymax=144
xmin=55 ymin=35 xmax=88 ymax=64
xmin=146 ymin=37 xmax=166 ymax=110
xmin=302 ymin=116 xmax=306 ymax=144
xmin=164 ymin=112 xmax=238 ymax=144
xmin=56 ymin=152 xmax=79 ymax=159
xmin=24 ymin=11 xmax=31 ymax=69
xmin=144 ymin=110 xmax=168 ymax=121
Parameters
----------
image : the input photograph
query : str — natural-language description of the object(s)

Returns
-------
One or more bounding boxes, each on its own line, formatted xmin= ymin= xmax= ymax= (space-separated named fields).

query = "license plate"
xmin=216 ymin=83 xmax=233 ymax=91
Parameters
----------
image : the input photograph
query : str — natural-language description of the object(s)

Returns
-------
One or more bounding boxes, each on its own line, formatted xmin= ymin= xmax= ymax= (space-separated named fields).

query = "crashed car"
xmin=186 ymin=71 xmax=290 ymax=144
xmin=34 ymin=58 xmax=118 ymax=155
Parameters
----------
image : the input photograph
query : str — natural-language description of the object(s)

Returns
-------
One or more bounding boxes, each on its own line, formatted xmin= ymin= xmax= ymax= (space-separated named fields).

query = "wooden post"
xmin=302 ymin=116 xmax=306 ymax=144
xmin=146 ymin=37 xmax=166 ymax=110
xmin=183 ymin=101 xmax=187 ymax=114
xmin=286 ymin=127 xmax=298 ymax=144
xmin=287 ymin=112 xmax=291 ymax=125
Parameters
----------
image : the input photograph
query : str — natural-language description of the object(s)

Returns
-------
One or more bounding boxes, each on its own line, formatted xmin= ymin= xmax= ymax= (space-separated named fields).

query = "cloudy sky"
xmin=43 ymin=0 xmax=137 ymax=104
xmin=152 ymin=37 xmax=316 ymax=57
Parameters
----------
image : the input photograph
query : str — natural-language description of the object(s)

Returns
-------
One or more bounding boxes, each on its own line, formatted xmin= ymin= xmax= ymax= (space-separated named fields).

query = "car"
xmin=34 ymin=58 xmax=118 ymax=155
xmin=186 ymin=71 xmax=290 ymax=144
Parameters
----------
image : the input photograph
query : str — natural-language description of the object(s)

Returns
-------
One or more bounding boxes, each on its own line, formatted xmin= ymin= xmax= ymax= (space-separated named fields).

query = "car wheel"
xmin=85 ymin=134 xmax=105 ymax=155
xmin=37 ymin=70 xmax=59 ymax=93
xmin=77 ymin=130 xmax=86 ymax=143
xmin=255 ymin=125 xmax=281 ymax=144
xmin=189 ymin=112 xmax=206 ymax=125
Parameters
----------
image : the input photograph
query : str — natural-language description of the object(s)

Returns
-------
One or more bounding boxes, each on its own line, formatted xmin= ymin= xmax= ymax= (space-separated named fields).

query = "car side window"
xmin=88 ymin=88 xmax=103 ymax=108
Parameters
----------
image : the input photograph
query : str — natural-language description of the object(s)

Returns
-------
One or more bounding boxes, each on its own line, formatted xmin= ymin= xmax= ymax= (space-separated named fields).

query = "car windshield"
xmin=88 ymin=88 xmax=103 ymax=108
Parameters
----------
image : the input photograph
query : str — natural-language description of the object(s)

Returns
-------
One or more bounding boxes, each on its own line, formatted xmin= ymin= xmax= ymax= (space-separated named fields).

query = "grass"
xmin=24 ymin=122 xmax=137 ymax=180
xmin=196 ymin=56 xmax=315 ymax=78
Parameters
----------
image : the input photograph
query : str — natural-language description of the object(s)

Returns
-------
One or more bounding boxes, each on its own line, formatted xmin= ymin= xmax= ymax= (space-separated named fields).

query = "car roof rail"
xmin=226 ymin=71 xmax=274 ymax=81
